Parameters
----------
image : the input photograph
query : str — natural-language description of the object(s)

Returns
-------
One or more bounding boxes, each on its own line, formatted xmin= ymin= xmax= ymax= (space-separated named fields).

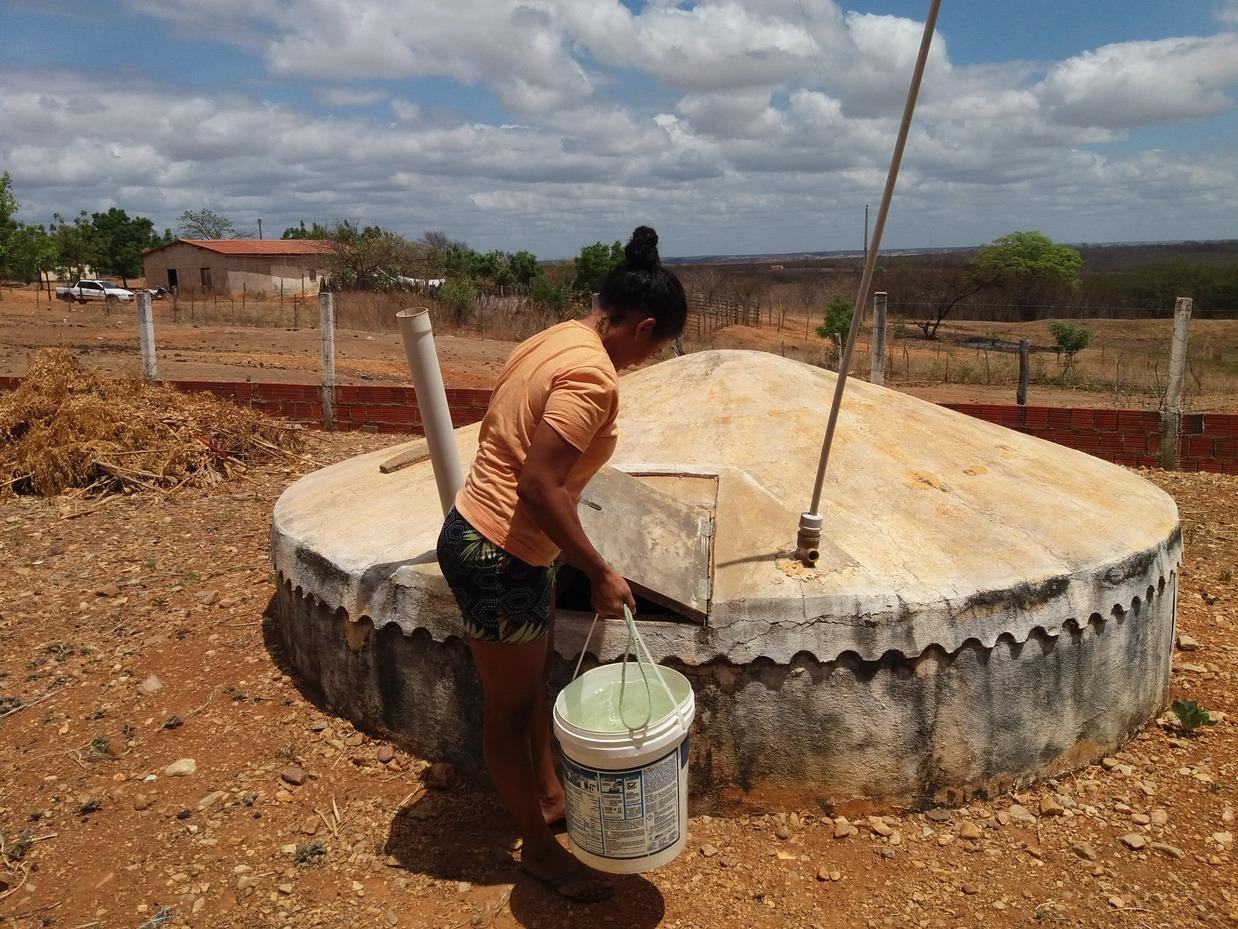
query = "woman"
xmin=436 ymin=226 xmax=687 ymax=903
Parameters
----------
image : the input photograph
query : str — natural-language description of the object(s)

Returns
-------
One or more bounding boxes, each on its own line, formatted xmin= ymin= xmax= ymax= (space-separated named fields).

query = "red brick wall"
xmin=944 ymin=403 xmax=1238 ymax=475
xmin=169 ymin=380 xmax=493 ymax=434
xmin=1 ymin=375 xmax=1234 ymax=474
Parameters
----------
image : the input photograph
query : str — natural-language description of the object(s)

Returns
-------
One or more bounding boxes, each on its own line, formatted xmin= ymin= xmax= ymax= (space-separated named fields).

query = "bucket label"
xmin=562 ymin=744 xmax=683 ymax=860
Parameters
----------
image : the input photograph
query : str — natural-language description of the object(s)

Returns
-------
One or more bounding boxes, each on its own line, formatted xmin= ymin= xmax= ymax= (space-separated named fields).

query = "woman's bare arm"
xmin=516 ymin=421 xmax=635 ymax=616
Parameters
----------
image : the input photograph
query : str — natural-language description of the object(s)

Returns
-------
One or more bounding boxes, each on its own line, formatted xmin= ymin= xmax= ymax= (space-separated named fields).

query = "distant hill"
xmin=666 ymin=239 xmax=1238 ymax=271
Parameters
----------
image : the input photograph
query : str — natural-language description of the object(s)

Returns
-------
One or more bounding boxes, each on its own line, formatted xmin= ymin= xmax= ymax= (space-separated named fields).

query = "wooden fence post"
xmin=869 ymin=291 xmax=888 ymax=386
xmin=320 ymin=292 xmax=336 ymax=431
xmin=136 ymin=292 xmax=158 ymax=382
xmin=1017 ymin=339 xmax=1030 ymax=405
xmin=1160 ymin=297 xmax=1192 ymax=469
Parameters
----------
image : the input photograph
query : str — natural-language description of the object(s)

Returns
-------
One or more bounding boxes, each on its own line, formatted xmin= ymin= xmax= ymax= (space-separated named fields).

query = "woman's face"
xmin=610 ymin=315 xmax=673 ymax=369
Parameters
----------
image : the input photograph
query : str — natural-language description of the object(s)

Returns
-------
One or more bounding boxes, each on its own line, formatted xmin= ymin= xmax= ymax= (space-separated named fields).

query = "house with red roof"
xmin=141 ymin=239 xmax=335 ymax=296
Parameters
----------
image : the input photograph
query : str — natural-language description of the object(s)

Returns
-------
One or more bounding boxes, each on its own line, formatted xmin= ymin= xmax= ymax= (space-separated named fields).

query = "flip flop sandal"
xmin=520 ymin=866 xmax=614 ymax=904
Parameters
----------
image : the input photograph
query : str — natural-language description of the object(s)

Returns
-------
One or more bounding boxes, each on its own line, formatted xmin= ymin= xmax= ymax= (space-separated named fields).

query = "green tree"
xmin=90 ymin=207 xmax=161 ymax=285
xmin=815 ymin=295 xmax=855 ymax=348
xmin=178 ymin=208 xmax=237 ymax=240
xmin=530 ymin=275 xmax=569 ymax=316
xmin=974 ymin=231 xmax=1083 ymax=289
xmin=1048 ymin=320 xmax=1092 ymax=370
xmin=468 ymin=250 xmax=501 ymax=282
xmin=0 ymin=171 xmax=18 ymax=261
xmin=438 ymin=276 xmax=479 ymax=323
xmin=571 ymin=240 xmax=624 ymax=295
xmin=49 ymin=211 xmax=98 ymax=280
xmin=324 ymin=220 xmax=420 ymax=290
xmin=5 ymin=224 xmax=58 ymax=290
xmin=281 ymin=220 xmax=330 ymax=240
xmin=508 ymin=250 xmax=539 ymax=286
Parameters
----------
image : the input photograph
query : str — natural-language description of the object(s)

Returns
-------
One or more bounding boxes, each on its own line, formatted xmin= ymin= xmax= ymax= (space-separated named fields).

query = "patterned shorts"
xmin=436 ymin=508 xmax=556 ymax=644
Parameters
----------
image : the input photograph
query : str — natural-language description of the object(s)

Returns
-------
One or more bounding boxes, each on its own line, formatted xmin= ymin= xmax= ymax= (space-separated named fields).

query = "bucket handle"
xmin=571 ymin=606 xmax=690 ymax=736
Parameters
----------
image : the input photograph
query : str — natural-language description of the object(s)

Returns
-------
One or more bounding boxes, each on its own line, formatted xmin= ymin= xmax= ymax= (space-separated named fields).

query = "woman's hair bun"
xmin=624 ymin=225 xmax=661 ymax=271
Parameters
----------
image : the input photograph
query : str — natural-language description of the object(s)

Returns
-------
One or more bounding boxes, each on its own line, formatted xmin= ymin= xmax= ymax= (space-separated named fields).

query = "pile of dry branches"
xmin=0 ymin=349 xmax=306 ymax=496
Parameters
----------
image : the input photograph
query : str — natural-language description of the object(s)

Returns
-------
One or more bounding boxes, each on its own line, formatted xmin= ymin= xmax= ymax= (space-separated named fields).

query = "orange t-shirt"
xmin=454 ymin=320 xmax=619 ymax=566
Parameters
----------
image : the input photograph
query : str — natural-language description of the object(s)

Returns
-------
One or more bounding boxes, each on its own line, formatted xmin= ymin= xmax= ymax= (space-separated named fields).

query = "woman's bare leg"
xmin=469 ymin=636 xmax=611 ymax=901
xmin=530 ymin=620 xmax=565 ymax=825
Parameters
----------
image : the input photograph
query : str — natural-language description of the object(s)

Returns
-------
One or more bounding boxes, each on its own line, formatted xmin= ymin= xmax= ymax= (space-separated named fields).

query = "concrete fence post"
xmin=1160 ymin=297 xmax=1192 ymax=470
xmin=1017 ymin=339 xmax=1030 ymax=405
xmin=869 ymin=291 xmax=888 ymax=386
xmin=320 ymin=292 xmax=336 ymax=431
xmin=136 ymin=291 xmax=158 ymax=382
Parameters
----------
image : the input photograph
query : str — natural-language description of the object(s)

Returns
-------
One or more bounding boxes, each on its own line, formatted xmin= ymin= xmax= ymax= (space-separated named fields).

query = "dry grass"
xmin=0 ymin=348 xmax=306 ymax=496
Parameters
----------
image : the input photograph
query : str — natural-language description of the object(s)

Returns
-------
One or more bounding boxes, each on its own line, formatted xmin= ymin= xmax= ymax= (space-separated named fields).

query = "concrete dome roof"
xmin=272 ymin=350 xmax=1180 ymax=666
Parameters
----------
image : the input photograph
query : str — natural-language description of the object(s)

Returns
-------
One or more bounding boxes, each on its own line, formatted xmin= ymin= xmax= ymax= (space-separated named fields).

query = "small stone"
xmin=197 ymin=589 xmax=219 ymax=606
xmin=867 ymin=816 xmax=894 ymax=837
xmin=925 ymin=809 xmax=951 ymax=824
xmin=164 ymin=758 xmax=196 ymax=778
xmin=961 ymin=883 xmax=979 ymax=895
xmin=880 ymin=848 xmax=895 ymax=860
xmin=1176 ymin=633 xmax=1198 ymax=651
xmin=775 ymin=849 xmax=797 ymax=861
xmin=1073 ymin=842 xmax=1097 ymax=861
xmin=278 ymin=883 xmax=293 ymax=895
xmin=1039 ymin=796 xmax=1066 ymax=817
xmin=1121 ymin=833 xmax=1147 ymax=851
xmin=198 ymin=790 xmax=226 ymax=811
xmin=309 ymin=720 xmax=329 ymax=732
xmin=1149 ymin=842 xmax=1185 ymax=860
xmin=959 ymin=822 xmax=982 ymax=841
xmin=1109 ymin=897 xmax=1126 ymax=909
xmin=774 ymin=824 xmax=791 ymax=840
xmin=425 ymin=762 xmax=457 ymax=790
xmin=132 ymin=794 xmax=151 ymax=811
xmin=376 ymin=746 xmax=395 ymax=764
xmin=815 ymin=866 xmax=830 ymax=881
xmin=1007 ymin=804 xmax=1036 ymax=826
xmin=1131 ymin=813 xmax=1151 ymax=826
xmin=385 ymin=911 xmax=399 ymax=927
xmin=700 ymin=844 xmax=718 ymax=858
xmin=137 ymin=675 xmax=163 ymax=695
xmin=1149 ymin=809 xmax=1168 ymax=826
xmin=1213 ymin=831 xmax=1233 ymax=848
xmin=995 ymin=811 xmax=1011 ymax=826
xmin=992 ymin=900 xmax=1006 ymax=911
xmin=833 ymin=817 xmax=855 ymax=839
xmin=828 ymin=870 xmax=841 ymax=882
xmin=1101 ymin=757 xmax=1120 ymax=771
xmin=301 ymin=815 xmax=319 ymax=836
xmin=280 ymin=765 xmax=307 ymax=787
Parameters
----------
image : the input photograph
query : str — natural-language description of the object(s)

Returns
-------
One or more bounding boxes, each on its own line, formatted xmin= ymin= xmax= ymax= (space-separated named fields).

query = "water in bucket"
xmin=552 ymin=608 xmax=696 ymax=875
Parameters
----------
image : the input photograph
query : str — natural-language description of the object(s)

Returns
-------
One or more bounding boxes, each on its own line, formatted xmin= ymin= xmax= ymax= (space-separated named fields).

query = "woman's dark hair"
xmin=598 ymin=226 xmax=687 ymax=340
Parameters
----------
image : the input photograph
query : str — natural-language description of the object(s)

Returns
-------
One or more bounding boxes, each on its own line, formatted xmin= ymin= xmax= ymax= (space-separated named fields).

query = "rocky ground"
xmin=0 ymin=432 xmax=1234 ymax=929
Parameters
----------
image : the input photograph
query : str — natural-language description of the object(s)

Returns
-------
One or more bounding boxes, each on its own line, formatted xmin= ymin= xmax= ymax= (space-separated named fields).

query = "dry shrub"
xmin=0 ymin=349 xmax=305 ymax=497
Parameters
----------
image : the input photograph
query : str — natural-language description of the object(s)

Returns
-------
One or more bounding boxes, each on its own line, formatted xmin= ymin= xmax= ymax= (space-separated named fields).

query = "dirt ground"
xmin=0 ymin=428 xmax=1234 ymax=929
xmin=4 ymin=286 xmax=1237 ymax=411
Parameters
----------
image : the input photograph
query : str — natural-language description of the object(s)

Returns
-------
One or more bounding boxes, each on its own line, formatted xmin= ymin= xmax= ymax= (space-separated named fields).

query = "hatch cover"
xmin=576 ymin=467 xmax=715 ymax=624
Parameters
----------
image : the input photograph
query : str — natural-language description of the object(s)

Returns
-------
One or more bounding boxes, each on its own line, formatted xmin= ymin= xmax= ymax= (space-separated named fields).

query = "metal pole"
xmin=869 ymin=292 xmax=888 ymax=386
xmin=320 ymin=292 xmax=336 ymax=431
xmin=1160 ymin=297 xmax=1192 ymax=470
xmin=136 ymin=292 xmax=158 ymax=382
xmin=796 ymin=0 xmax=942 ymax=564
xmin=397 ymin=308 xmax=463 ymax=516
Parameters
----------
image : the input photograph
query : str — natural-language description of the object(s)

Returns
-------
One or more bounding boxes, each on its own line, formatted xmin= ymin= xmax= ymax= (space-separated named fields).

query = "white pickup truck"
xmin=56 ymin=280 xmax=137 ymax=304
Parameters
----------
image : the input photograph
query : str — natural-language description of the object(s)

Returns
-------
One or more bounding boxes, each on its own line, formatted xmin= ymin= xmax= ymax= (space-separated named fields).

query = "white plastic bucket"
xmin=553 ymin=610 xmax=695 ymax=874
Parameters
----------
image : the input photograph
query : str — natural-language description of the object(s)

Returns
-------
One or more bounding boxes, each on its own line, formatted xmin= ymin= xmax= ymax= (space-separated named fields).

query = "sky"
xmin=2 ymin=0 xmax=1237 ymax=259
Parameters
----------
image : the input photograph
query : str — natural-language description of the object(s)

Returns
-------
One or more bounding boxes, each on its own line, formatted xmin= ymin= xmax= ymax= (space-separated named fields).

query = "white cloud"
xmin=1037 ymin=35 xmax=1238 ymax=128
xmin=1219 ymin=0 xmax=1238 ymax=25
xmin=5 ymin=1 xmax=1238 ymax=255
xmin=316 ymin=86 xmax=389 ymax=107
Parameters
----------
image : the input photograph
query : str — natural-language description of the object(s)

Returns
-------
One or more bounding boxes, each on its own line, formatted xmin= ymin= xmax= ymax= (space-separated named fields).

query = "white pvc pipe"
xmin=397 ymin=307 xmax=463 ymax=516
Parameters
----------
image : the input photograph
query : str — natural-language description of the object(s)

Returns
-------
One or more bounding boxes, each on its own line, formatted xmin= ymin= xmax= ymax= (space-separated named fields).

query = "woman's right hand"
xmin=590 ymin=566 xmax=636 ymax=617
